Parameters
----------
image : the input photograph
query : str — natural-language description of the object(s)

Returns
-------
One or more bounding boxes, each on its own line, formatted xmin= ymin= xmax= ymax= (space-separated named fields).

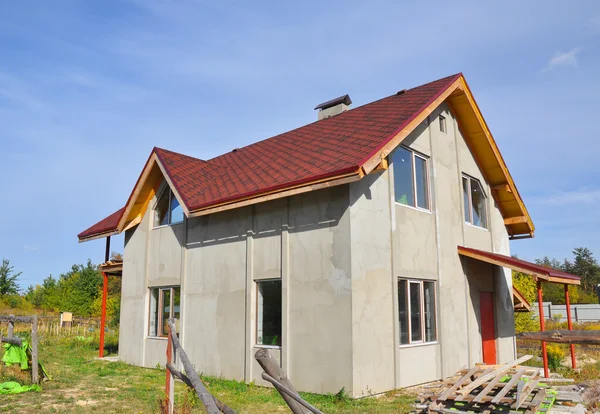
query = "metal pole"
xmin=537 ymin=280 xmax=549 ymax=378
xmin=99 ymin=272 xmax=108 ymax=358
xmin=564 ymin=284 xmax=576 ymax=369
xmin=105 ymin=236 xmax=111 ymax=263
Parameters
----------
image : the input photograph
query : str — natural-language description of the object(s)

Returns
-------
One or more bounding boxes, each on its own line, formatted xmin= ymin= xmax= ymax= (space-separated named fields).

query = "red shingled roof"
xmin=78 ymin=207 xmax=125 ymax=240
xmin=79 ymin=73 xmax=461 ymax=241
xmin=458 ymin=246 xmax=580 ymax=284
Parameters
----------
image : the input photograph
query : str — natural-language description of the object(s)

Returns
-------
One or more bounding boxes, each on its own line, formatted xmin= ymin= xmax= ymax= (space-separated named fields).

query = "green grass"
xmin=0 ymin=334 xmax=416 ymax=413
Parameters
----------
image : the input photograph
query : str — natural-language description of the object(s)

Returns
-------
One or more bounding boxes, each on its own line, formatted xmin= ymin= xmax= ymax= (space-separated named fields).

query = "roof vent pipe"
xmin=314 ymin=94 xmax=352 ymax=120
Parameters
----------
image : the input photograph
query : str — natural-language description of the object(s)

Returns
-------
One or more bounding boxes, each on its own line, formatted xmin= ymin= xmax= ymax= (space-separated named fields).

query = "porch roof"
xmin=458 ymin=246 xmax=580 ymax=285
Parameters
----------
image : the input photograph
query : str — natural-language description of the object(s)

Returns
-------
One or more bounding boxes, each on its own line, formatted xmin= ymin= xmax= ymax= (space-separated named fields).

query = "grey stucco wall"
xmin=118 ymin=100 xmax=516 ymax=396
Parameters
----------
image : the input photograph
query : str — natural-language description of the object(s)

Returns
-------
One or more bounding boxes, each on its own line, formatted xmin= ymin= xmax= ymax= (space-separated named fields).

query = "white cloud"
xmin=543 ymin=47 xmax=583 ymax=71
xmin=590 ymin=15 xmax=600 ymax=33
xmin=531 ymin=189 xmax=600 ymax=206
xmin=23 ymin=245 xmax=39 ymax=252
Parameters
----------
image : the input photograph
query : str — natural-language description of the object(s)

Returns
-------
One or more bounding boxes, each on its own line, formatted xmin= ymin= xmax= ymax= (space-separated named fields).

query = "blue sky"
xmin=1 ymin=1 xmax=599 ymax=288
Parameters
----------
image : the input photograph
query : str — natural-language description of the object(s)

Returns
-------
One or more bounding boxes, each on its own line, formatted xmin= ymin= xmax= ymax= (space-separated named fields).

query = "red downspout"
xmin=537 ymin=281 xmax=549 ymax=378
xmin=564 ymin=284 xmax=576 ymax=369
xmin=99 ymin=271 xmax=108 ymax=358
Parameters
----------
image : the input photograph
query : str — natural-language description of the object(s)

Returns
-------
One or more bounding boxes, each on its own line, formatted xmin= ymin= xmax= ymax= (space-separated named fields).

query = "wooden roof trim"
xmin=456 ymin=77 xmax=534 ymax=236
xmin=458 ymin=246 xmax=581 ymax=286
xmin=513 ymin=286 xmax=532 ymax=312
xmin=458 ymin=247 xmax=549 ymax=282
xmin=77 ymin=229 xmax=120 ymax=244
xmin=361 ymin=77 xmax=464 ymax=174
xmin=116 ymin=151 xmax=190 ymax=233
xmin=188 ymin=169 xmax=363 ymax=218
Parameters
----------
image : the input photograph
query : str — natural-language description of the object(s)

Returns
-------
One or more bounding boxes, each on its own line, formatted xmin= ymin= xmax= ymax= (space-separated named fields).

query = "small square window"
xmin=439 ymin=115 xmax=446 ymax=133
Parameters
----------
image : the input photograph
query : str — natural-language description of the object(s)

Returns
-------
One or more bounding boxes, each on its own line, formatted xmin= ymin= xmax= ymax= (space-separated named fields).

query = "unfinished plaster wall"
xmin=367 ymin=101 xmax=516 ymax=389
xmin=119 ymin=181 xmax=354 ymax=395
xmin=287 ymin=186 xmax=354 ymax=395
xmin=349 ymin=172 xmax=395 ymax=396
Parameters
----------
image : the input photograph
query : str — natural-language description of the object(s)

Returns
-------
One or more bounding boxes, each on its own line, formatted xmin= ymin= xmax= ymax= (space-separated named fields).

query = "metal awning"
xmin=458 ymin=246 xmax=580 ymax=285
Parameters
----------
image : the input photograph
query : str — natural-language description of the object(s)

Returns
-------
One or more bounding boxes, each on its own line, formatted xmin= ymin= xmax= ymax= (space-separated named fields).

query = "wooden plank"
xmin=438 ymin=367 xmax=481 ymax=401
xmin=31 ymin=315 xmax=39 ymax=384
xmin=514 ymin=378 xmax=540 ymax=409
xmin=456 ymin=368 xmax=495 ymax=401
xmin=458 ymin=356 xmax=532 ymax=396
xmin=490 ymin=367 xmax=527 ymax=404
xmin=518 ymin=330 xmax=600 ymax=345
xmin=473 ymin=370 xmax=507 ymax=403
xmin=525 ymin=388 xmax=547 ymax=414
xmin=504 ymin=216 xmax=527 ymax=225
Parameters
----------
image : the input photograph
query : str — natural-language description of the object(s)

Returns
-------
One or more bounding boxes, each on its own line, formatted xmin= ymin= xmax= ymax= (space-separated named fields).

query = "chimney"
xmin=314 ymin=94 xmax=352 ymax=120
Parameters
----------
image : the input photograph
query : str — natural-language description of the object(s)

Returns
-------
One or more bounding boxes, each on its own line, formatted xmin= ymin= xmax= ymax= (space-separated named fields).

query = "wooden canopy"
xmin=458 ymin=246 xmax=580 ymax=285
xmin=513 ymin=286 xmax=531 ymax=312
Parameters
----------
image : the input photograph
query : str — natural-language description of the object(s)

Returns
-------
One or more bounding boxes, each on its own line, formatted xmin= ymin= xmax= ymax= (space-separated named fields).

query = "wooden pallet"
xmin=416 ymin=355 xmax=575 ymax=414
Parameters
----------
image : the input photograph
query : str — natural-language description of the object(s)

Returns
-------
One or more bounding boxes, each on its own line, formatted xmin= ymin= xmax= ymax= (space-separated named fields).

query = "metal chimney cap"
xmin=314 ymin=94 xmax=352 ymax=111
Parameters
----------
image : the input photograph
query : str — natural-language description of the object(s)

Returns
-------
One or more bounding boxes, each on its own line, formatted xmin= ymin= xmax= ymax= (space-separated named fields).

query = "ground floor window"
xmin=398 ymin=279 xmax=437 ymax=345
xmin=149 ymin=286 xmax=181 ymax=337
xmin=256 ymin=280 xmax=282 ymax=346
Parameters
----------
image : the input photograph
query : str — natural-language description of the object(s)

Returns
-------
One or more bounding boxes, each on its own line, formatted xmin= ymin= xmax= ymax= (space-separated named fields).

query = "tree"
xmin=0 ymin=258 xmax=21 ymax=295
xmin=567 ymin=247 xmax=600 ymax=293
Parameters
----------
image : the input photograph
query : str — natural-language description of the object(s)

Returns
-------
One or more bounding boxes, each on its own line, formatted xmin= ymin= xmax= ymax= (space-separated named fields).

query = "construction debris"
xmin=416 ymin=355 xmax=582 ymax=414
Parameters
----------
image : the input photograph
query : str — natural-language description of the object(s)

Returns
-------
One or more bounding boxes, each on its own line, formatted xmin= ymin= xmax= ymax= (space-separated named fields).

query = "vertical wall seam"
xmin=281 ymin=198 xmax=290 ymax=376
xmin=387 ymin=160 xmax=400 ymax=388
xmin=452 ymin=107 xmax=472 ymax=366
xmin=142 ymin=206 xmax=152 ymax=366
xmin=428 ymin=113 xmax=445 ymax=379
xmin=180 ymin=217 xmax=188 ymax=365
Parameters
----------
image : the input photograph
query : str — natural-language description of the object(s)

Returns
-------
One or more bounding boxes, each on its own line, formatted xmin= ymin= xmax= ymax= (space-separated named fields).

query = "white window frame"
xmin=393 ymin=146 xmax=431 ymax=212
xmin=462 ymin=174 xmax=488 ymax=229
xmin=153 ymin=184 xmax=184 ymax=228
xmin=148 ymin=286 xmax=180 ymax=338
xmin=439 ymin=115 xmax=446 ymax=133
xmin=398 ymin=278 xmax=438 ymax=347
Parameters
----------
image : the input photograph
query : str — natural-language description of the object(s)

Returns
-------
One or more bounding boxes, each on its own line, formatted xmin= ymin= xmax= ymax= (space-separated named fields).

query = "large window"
xmin=392 ymin=146 xmax=430 ymax=210
xmin=154 ymin=185 xmax=184 ymax=227
xmin=149 ymin=286 xmax=181 ymax=337
xmin=398 ymin=279 xmax=437 ymax=345
xmin=462 ymin=175 xmax=488 ymax=228
xmin=256 ymin=280 xmax=282 ymax=347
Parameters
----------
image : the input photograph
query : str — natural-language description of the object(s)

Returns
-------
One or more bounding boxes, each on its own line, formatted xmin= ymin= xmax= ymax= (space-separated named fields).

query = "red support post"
xmin=99 ymin=271 xmax=108 ymax=358
xmin=564 ymin=284 xmax=576 ymax=369
xmin=537 ymin=280 xmax=549 ymax=378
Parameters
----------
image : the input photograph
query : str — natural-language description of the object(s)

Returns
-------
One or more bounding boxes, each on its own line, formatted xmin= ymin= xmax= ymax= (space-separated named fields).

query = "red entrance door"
xmin=480 ymin=292 xmax=497 ymax=365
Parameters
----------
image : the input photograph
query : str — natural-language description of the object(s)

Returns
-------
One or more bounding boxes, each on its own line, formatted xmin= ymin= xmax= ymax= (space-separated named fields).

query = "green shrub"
xmin=547 ymin=344 xmax=565 ymax=371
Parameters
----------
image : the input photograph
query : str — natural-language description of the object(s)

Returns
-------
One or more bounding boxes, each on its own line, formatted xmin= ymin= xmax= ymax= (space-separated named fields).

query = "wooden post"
xmin=261 ymin=373 xmax=324 ymax=414
xmin=99 ymin=271 xmax=108 ymax=358
xmin=255 ymin=348 xmax=309 ymax=414
xmin=32 ymin=315 xmax=39 ymax=384
xmin=165 ymin=328 xmax=174 ymax=414
xmin=166 ymin=320 xmax=220 ymax=414
xmin=537 ymin=281 xmax=549 ymax=378
xmin=8 ymin=314 xmax=14 ymax=338
xmin=564 ymin=284 xmax=576 ymax=369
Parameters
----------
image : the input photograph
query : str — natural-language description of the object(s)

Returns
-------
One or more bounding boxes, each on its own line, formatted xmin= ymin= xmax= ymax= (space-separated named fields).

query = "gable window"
xmin=256 ymin=280 xmax=282 ymax=347
xmin=149 ymin=286 xmax=181 ymax=337
xmin=392 ymin=146 xmax=430 ymax=210
xmin=462 ymin=175 xmax=488 ymax=228
xmin=398 ymin=279 xmax=437 ymax=345
xmin=154 ymin=185 xmax=184 ymax=227
xmin=439 ymin=115 xmax=446 ymax=133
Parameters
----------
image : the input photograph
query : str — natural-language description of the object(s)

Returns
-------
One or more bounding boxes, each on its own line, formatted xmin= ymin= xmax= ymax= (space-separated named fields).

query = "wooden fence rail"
xmin=0 ymin=314 xmax=39 ymax=384
xmin=165 ymin=319 xmax=235 ymax=414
